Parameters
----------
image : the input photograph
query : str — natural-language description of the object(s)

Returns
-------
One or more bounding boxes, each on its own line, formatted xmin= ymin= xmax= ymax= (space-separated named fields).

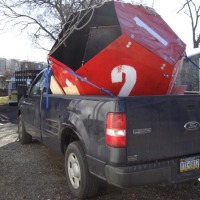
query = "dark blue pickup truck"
xmin=18 ymin=69 xmax=200 ymax=198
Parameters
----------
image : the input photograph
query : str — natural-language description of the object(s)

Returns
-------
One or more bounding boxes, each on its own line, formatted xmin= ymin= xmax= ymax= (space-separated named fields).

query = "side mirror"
xmin=23 ymin=92 xmax=28 ymax=98
xmin=21 ymin=89 xmax=28 ymax=98
xmin=23 ymin=85 xmax=31 ymax=98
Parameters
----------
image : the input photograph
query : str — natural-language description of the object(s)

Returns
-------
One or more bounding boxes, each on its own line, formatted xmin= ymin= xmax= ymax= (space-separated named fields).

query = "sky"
xmin=153 ymin=0 xmax=199 ymax=55
xmin=0 ymin=31 xmax=49 ymax=62
xmin=0 ymin=0 xmax=199 ymax=62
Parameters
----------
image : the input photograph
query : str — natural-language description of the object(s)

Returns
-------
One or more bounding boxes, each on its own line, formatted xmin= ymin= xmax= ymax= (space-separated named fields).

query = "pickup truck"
xmin=18 ymin=68 xmax=200 ymax=198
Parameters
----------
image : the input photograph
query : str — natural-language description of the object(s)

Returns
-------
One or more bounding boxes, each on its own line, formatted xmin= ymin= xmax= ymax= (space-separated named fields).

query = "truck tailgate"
xmin=126 ymin=95 xmax=200 ymax=163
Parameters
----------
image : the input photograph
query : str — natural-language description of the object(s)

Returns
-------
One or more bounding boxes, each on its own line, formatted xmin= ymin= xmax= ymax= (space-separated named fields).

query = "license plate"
xmin=180 ymin=157 xmax=200 ymax=173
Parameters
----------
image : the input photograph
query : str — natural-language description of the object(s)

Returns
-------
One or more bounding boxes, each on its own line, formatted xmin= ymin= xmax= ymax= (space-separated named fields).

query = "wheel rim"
xmin=68 ymin=152 xmax=81 ymax=189
xmin=18 ymin=119 xmax=22 ymax=139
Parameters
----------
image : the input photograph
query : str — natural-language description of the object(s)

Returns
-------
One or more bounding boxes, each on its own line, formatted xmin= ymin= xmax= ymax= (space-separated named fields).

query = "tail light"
xmin=106 ymin=113 xmax=127 ymax=148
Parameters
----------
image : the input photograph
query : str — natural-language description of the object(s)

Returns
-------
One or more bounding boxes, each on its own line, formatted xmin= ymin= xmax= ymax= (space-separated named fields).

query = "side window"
xmin=30 ymin=73 xmax=46 ymax=96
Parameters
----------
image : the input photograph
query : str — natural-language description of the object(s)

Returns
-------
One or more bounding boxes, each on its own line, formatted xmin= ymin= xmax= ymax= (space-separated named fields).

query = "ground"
xmin=1 ymin=104 xmax=200 ymax=200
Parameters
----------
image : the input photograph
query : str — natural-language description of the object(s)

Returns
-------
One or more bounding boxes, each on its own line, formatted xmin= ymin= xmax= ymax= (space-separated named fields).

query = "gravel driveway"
xmin=1 ymin=104 xmax=200 ymax=200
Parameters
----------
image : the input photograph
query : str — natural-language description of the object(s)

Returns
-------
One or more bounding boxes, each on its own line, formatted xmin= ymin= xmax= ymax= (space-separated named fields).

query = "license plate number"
xmin=180 ymin=157 xmax=200 ymax=172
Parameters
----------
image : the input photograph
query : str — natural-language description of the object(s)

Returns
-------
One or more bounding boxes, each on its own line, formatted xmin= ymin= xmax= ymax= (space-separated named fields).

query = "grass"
xmin=0 ymin=96 xmax=8 ymax=105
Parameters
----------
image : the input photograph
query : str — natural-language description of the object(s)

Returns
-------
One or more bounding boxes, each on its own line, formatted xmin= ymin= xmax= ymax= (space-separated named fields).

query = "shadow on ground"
xmin=0 ymin=104 xmax=18 ymax=125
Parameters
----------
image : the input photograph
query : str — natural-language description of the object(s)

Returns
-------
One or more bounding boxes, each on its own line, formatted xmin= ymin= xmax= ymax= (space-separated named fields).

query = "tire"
xmin=65 ymin=141 xmax=99 ymax=199
xmin=18 ymin=114 xmax=32 ymax=144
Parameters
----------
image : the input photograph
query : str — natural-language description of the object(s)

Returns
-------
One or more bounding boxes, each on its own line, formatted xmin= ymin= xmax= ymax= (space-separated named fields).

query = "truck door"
xmin=40 ymin=94 xmax=61 ymax=153
xmin=23 ymin=71 xmax=46 ymax=140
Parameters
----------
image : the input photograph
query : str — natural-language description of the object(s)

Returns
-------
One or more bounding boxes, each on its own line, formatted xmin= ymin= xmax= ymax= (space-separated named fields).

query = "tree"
xmin=178 ymin=0 xmax=200 ymax=48
xmin=0 ymin=0 xmax=104 ymax=51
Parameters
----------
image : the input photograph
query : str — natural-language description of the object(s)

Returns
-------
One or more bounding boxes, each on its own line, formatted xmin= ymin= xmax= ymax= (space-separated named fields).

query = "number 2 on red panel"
xmin=111 ymin=65 xmax=137 ymax=96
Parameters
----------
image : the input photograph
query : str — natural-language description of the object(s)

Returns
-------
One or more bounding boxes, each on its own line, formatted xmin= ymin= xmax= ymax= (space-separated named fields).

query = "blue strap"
xmin=44 ymin=65 xmax=53 ymax=109
xmin=184 ymin=53 xmax=200 ymax=70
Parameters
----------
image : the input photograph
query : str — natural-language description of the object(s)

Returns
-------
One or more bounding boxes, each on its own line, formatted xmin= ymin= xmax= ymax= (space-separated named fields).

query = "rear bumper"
xmin=105 ymin=159 xmax=200 ymax=188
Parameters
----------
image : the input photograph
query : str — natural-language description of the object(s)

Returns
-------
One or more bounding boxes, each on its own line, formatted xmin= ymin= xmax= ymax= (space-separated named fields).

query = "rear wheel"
xmin=18 ymin=114 xmax=32 ymax=144
xmin=65 ymin=141 xmax=99 ymax=198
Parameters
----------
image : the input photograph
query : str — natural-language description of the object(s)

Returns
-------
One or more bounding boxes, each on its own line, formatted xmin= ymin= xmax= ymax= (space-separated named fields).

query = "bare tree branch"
xmin=178 ymin=0 xmax=200 ymax=48
xmin=177 ymin=0 xmax=192 ymax=13
xmin=0 ymin=0 xmax=104 ymax=50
